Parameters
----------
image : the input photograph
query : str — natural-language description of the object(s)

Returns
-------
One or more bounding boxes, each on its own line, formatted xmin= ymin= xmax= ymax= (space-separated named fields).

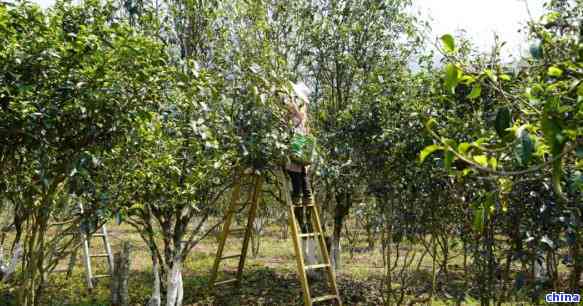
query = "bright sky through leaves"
xmin=29 ymin=0 xmax=545 ymax=59
xmin=414 ymin=0 xmax=545 ymax=60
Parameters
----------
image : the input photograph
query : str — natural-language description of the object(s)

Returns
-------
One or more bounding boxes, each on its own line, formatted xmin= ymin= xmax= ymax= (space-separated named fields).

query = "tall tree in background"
xmin=0 ymin=2 xmax=177 ymax=304
xmin=289 ymin=0 xmax=423 ymax=269
xmin=100 ymin=1 xmax=294 ymax=305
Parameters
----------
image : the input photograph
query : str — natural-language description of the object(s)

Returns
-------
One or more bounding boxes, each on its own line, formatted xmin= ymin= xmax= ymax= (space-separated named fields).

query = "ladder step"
xmin=312 ymin=295 xmax=338 ymax=303
xmin=305 ymin=263 xmax=330 ymax=270
xmin=214 ymin=278 xmax=238 ymax=286
xmin=229 ymin=228 xmax=246 ymax=233
xmin=221 ymin=254 xmax=242 ymax=260
xmin=299 ymin=233 xmax=320 ymax=238
xmin=53 ymin=268 xmax=69 ymax=273
xmin=293 ymin=204 xmax=315 ymax=208
xmin=92 ymin=234 xmax=106 ymax=237
xmin=92 ymin=274 xmax=111 ymax=279
xmin=91 ymin=253 xmax=110 ymax=257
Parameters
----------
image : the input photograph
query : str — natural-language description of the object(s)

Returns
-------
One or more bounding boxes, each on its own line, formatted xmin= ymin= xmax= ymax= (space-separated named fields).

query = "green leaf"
xmin=498 ymin=178 xmax=513 ymax=194
xmin=541 ymin=116 xmax=567 ymax=199
xmin=542 ymin=116 xmax=564 ymax=155
xmin=458 ymin=142 xmax=472 ymax=154
xmin=444 ymin=149 xmax=454 ymax=172
xmin=577 ymin=82 xmax=583 ymax=96
xmin=552 ymin=158 xmax=565 ymax=201
xmin=444 ymin=139 xmax=457 ymax=148
xmin=425 ymin=118 xmax=437 ymax=130
xmin=514 ymin=127 xmax=534 ymax=166
xmin=467 ymin=84 xmax=481 ymax=99
xmin=460 ymin=75 xmax=476 ymax=85
xmin=494 ymin=107 xmax=512 ymax=139
xmin=569 ymin=171 xmax=583 ymax=193
xmin=500 ymin=74 xmax=511 ymax=81
xmin=484 ymin=69 xmax=497 ymax=82
xmin=474 ymin=155 xmax=489 ymax=167
xmin=419 ymin=144 xmax=442 ymax=163
xmin=440 ymin=34 xmax=455 ymax=53
xmin=548 ymin=66 xmax=563 ymax=77
xmin=472 ymin=204 xmax=485 ymax=232
xmin=489 ymin=157 xmax=498 ymax=170
xmin=576 ymin=146 xmax=583 ymax=158
xmin=485 ymin=193 xmax=496 ymax=215
xmin=529 ymin=40 xmax=543 ymax=59
xmin=445 ymin=63 xmax=460 ymax=94
xmin=543 ymin=12 xmax=560 ymax=25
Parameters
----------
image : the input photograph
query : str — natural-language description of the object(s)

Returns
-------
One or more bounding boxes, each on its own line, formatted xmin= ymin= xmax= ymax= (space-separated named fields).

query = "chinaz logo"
xmin=545 ymin=292 xmax=581 ymax=303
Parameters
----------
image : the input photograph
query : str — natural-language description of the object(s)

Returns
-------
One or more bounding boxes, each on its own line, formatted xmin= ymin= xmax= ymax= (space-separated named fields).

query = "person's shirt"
xmin=286 ymin=98 xmax=309 ymax=172
xmin=287 ymin=98 xmax=309 ymax=135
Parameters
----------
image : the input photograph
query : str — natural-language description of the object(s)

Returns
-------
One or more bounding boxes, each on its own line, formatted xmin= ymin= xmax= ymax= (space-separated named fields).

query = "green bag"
xmin=290 ymin=133 xmax=316 ymax=165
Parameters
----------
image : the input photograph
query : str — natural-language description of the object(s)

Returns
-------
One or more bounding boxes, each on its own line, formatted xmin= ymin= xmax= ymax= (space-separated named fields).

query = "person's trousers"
xmin=287 ymin=169 xmax=312 ymax=233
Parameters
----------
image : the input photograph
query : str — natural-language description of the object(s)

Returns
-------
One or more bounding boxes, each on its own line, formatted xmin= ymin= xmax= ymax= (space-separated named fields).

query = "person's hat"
xmin=292 ymin=82 xmax=311 ymax=104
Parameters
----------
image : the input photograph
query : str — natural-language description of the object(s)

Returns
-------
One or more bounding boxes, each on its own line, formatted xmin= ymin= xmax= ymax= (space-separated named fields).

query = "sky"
xmin=29 ymin=0 xmax=546 ymax=59
xmin=413 ymin=0 xmax=546 ymax=60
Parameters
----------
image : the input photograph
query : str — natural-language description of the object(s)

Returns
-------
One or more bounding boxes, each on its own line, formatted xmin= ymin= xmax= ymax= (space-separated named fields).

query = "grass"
xmin=32 ymin=222 xmax=389 ymax=305
xmin=1 ymin=222 xmax=552 ymax=305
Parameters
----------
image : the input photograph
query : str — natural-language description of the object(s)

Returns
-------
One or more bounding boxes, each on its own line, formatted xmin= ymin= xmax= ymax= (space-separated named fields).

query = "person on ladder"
xmin=285 ymin=82 xmax=314 ymax=234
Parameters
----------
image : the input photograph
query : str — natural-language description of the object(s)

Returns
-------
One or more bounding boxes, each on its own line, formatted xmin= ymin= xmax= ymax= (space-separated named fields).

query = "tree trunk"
xmin=112 ymin=241 xmax=131 ymax=306
xmin=166 ymin=254 xmax=183 ymax=306
xmin=147 ymin=255 xmax=161 ymax=306
xmin=569 ymin=233 xmax=582 ymax=291
xmin=176 ymin=269 xmax=183 ymax=306
xmin=534 ymin=250 xmax=547 ymax=281
xmin=303 ymin=238 xmax=319 ymax=278
xmin=365 ymin=225 xmax=376 ymax=251
xmin=331 ymin=192 xmax=351 ymax=270
xmin=0 ymin=242 xmax=22 ymax=282
xmin=19 ymin=203 xmax=50 ymax=306
xmin=330 ymin=230 xmax=341 ymax=270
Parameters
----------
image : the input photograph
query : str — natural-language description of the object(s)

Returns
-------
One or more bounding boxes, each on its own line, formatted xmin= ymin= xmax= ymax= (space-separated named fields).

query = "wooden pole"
xmin=111 ymin=241 xmax=132 ymax=306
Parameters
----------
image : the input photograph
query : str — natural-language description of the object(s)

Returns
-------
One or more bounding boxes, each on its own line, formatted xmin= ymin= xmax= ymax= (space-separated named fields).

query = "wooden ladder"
xmin=79 ymin=203 xmax=115 ymax=289
xmin=209 ymin=169 xmax=341 ymax=305
xmin=209 ymin=172 xmax=263 ymax=290
xmin=274 ymin=169 xmax=342 ymax=306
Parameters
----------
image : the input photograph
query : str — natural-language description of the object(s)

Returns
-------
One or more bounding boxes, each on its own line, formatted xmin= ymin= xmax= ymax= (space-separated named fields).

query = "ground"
xmin=1 ymin=223 xmax=536 ymax=306
xmin=36 ymin=223 xmax=388 ymax=306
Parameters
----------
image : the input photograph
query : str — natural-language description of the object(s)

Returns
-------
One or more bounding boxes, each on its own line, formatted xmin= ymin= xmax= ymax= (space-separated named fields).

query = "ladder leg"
xmin=209 ymin=175 xmax=242 ymax=291
xmin=275 ymin=169 xmax=312 ymax=306
xmin=78 ymin=203 xmax=94 ymax=289
xmin=289 ymin=206 xmax=313 ymax=306
xmin=236 ymin=175 xmax=263 ymax=286
xmin=308 ymin=204 xmax=342 ymax=305
xmin=81 ymin=230 xmax=94 ymax=289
